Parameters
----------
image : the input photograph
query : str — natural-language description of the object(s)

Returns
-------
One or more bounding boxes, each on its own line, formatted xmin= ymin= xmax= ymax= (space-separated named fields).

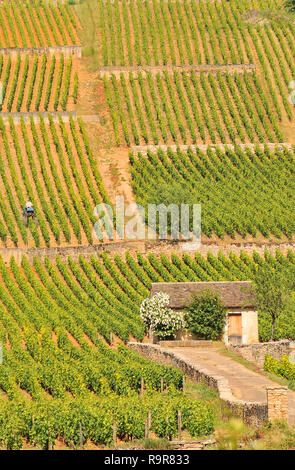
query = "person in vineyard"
xmin=23 ymin=201 xmax=37 ymax=227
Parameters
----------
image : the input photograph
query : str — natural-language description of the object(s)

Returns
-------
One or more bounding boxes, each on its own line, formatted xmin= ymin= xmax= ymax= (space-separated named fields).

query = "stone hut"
xmin=150 ymin=281 xmax=258 ymax=345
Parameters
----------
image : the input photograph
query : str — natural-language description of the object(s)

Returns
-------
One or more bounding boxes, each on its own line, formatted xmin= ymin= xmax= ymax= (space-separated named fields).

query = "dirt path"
xmin=97 ymin=147 xmax=136 ymax=206
xmin=171 ymin=345 xmax=295 ymax=424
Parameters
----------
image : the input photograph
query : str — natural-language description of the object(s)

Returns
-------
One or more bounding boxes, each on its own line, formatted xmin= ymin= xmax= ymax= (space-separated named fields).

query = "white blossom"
xmin=140 ymin=292 xmax=186 ymax=339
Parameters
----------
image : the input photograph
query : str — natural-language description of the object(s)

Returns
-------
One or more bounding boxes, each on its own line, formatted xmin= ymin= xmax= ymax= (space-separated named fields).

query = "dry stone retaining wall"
xmin=0 ymin=112 xmax=100 ymax=124
xmin=0 ymin=240 xmax=145 ymax=266
xmin=99 ymin=63 xmax=255 ymax=78
xmin=128 ymin=342 xmax=268 ymax=426
xmin=132 ymin=143 xmax=294 ymax=155
xmin=0 ymin=46 xmax=82 ymax=57
xmin=3 ymin=239 xmax=295 ymax=265
xmin=0 ymin=111 xmax=77 ymax=124
xmin=227 ymin=340 xmax=291 ymax=368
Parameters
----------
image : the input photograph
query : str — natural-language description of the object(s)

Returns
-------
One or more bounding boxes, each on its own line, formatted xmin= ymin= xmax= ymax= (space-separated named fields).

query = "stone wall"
xmin=99 ymin=63 xmax=255 ymax=78
xmin=128 ymin=342 xmax=268 ymax=426
xmin=158 ymin=340 xmax=213 ymax=348
xmin=0 ymin=46 xmax=82 ymax=57
xmin=132 ymin=143 xmax=293 ymax=155
xmin=267 ymin=386 xmax=288 ymax=422
xmin=3 ymin=239 xmax=295 ymax=265
xmin=227 ymin=340 xmax=291 ymax=368
xmin=0 ymin=240 xmax=146 ymax=265
xmin=0 ymin=111 xmax=77 ymax=124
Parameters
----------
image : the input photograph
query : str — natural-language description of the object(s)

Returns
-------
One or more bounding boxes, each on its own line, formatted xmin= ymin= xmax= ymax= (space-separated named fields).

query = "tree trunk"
xmin=271 ymin=320 xmax=275 ymax=341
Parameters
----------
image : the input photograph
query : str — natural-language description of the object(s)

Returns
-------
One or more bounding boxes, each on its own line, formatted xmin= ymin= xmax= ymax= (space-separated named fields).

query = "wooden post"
xmin=145 ymin=418 xmax=149 ymax=439
xmin=160 ymin=377 xmax=164 ymax=393
xmin=148 ymin=410 xmax=151 ymax=428
xmin=48 ymin=428 xmax=53 ymax=450
xmin=79 ymin=422 xmax=83 ymax=450
xmin=110 ymin=332 xmax=113 ymax=344
xmin=141 ymin=377 xmax=144 ymax=397
xmin=178 ymin=410 xmax=182 ymax=441
xmin=113 ymin=420 xmax=117 ymax=446
xmin=166 ymin=416 xmax=170 ymax=440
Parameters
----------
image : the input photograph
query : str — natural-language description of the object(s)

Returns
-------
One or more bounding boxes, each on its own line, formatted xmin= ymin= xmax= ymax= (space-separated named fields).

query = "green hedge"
xmin=264 ymin=354 xmax=295 ymax=381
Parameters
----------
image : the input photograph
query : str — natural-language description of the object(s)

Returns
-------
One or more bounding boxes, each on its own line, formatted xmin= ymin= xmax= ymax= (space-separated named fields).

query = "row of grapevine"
xmin=0 ymin=249 xmax=217 ymax=448
xmin=0 ymin=394 xmax=213 ymax=449
xmin=97 ymin=0 xmax=253 ymax=66
xmin=104 ymin=71 xmax=282 ymax=145
xmin=130 ymin=145 xmax=295 ymax=240
xmin=0 ymin=116 xmax=109 ymax=247
xmin=98 ymin=0 xmax=295 ymax=134
xmin=97 ymin=0 xmax=290 ymax=69
xmin=0 ymin=54 xmax=77 ymax=112
xmin=0 ymin=248 xmax=294 ymax=358
xmin=0 ymin=0 xmax=80 ymax=48
xmin=0 ymin=247 xmax=295 ymax=447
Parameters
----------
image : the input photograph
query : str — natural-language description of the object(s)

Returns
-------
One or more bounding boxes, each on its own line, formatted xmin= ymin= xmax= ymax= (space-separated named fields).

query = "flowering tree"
xmin=140 ymin=292 xmax=186 ymax=339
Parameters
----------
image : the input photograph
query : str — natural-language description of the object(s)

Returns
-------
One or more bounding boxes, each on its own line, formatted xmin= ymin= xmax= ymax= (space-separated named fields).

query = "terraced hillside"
xmin=1 ymin=0 xmax=295 ymax=450
xmin=96 ymin=0 xmax=295 ymax=145
xmin=0 ymin=0 xmax=294 ymax=248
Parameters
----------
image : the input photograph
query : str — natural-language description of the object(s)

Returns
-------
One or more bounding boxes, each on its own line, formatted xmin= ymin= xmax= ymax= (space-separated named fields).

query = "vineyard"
xmin=1 ymin=0 xmax=295 ymax=451
xmin=0 ymin=247 xmax=294 ymax=447
xmin=98 ymin=0 xmax=266 ymax=66
xmin=0 ymin=0 xmax=293 ymax=247
xmin=130 ymin=146 xmax=295 ymax=239
xmin=0 ymin=249 xmax=294 ymax=354
xmin=0 ymin=0 xmax=80 ymax=47
xmin=104 ymin=70 xmax=283 ymax=145
xmin=0 ymin=54 xmax=77 ymax=112
xmin=98 ymin=0 xmax=295 ymax=145
xmin=0 ymin=115 xmax=111 ymax=248
xmin=0 ymin=249 xmax=223 ymax=448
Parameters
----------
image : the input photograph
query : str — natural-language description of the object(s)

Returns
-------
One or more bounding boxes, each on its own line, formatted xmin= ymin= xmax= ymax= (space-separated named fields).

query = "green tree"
xmin=253 ymin=265 xmax=295 ymax=341
xmin=185 ymin=289 xmax=227 ymax=341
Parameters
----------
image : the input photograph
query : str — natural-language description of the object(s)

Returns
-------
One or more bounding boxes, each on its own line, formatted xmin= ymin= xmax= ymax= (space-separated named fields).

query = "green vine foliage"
xmin=185 ymin=290 xmax=227 ymax=340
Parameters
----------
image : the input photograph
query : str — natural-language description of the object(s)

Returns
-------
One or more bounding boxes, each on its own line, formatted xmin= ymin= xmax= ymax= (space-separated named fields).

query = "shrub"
xmin=264 ymin=354 xmax=295 ymax=381
xmin=140 ymin=292 xmax=185 ymax=340
xmin=264 ymin=354 xmax=280 ymax=376
xmin=185 ymin=289 xmax=227 ymax=341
